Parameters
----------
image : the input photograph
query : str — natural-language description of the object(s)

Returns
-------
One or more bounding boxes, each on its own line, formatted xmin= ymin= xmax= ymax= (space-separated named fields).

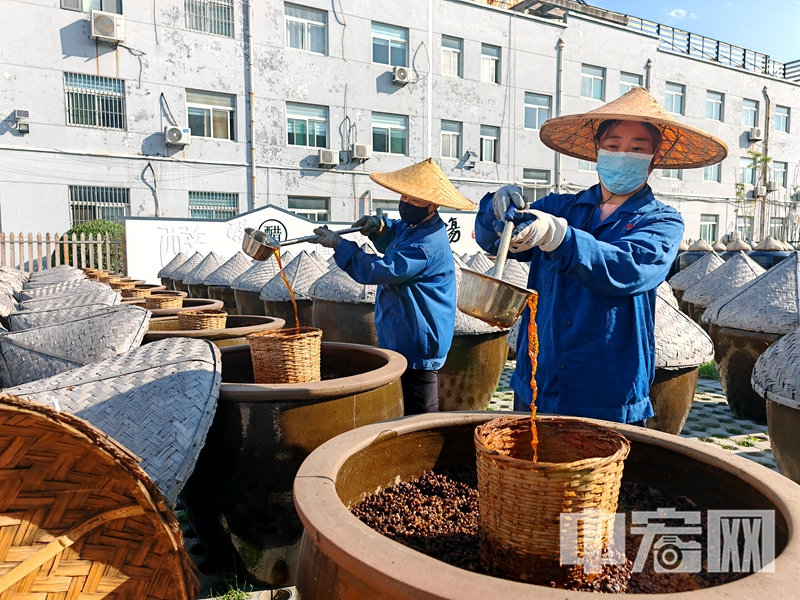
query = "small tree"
xmin=55 ymin=220 xmax=125 ymax=270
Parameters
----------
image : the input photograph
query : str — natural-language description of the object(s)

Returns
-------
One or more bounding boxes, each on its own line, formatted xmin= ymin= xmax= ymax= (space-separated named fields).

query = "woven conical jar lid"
xmin=752 ymin=328 xmax=800 ymax=409
xmin=308 ymin=264 xmax=376 ymax=304
xmin=688 ymin=239 xmax=713 ymax=252
xmin=278 ymin=250 xmax=295 ymax=265
xmin=455 ymin=265 xmax=498 ymax=335
xmin=309 ymin=251 xmax=330 ymax=269
xmin=703 ymin=252 xmax=800 ymax=333
xmin=453 ymin=252 xmax=469 ymax=269
xmin=204 ymin=252 xmax=252 ymax=286
xmin=170 ymin=251 xmax=204 ymax=282
xmin=487 ymin=259 xmax=530 ymax=289
xmin=655 ymin=292 xmax=714 ymax=369
xmin=668 ymin=252 xmax=725 ymax=291
xmin=754 ymin=236 xmax=784 ymax=251
xmin=726 ymin=239 xmax=751 ymax=251
xmin=184 ymin=252 xmax=226 ymax=285
xmin=157 ymin=252 xmax=188 ymax=278
xmin=260 ymin=251 xmax=328 ymax=301
xmin=712 ymin=241 xmax=726 ymax=252
xmin=678 ymin=240 xmax=689 ymax=251
xmin=467 ymin=253 xmax=495 ymax=273
xmin=683 ymin=252 xmax=765 ymax=307
xmin=231 ymin=256 xmax=280 ymax=292
xmin=658 ymin=281 xmax=679 ymax=309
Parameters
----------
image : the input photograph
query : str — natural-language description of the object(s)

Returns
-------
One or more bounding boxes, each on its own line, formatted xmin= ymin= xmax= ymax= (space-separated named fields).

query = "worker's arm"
xmin=334 ymin=238 xmax=428 ymax=286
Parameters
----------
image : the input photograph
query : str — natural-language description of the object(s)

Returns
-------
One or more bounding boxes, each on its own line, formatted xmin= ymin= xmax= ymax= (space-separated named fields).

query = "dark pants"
xmin=401 ymin=369 xmax=440 ymax=415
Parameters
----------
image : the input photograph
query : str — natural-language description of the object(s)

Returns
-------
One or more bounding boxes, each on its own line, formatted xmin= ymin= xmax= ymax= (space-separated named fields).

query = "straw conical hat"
xmin=539 ymin=87 xmax=727 ymax=169
xmin=369 ymin=158 xmax=477 ymax=210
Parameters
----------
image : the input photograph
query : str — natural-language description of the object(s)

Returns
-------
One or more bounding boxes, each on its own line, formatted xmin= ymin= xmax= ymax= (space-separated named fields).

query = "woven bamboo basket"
xmin=101 ymin=274 xmax=122 ymax=285
xmin=112 ymin=280 xmax=137 ymax=290
xmin=247 ymin=326 xmax=323 ymax=384
xmin=475 ymin=416 xmax=630 ymax=586
xmin=146 ymin=292 xmax=185 ymax=310
xmin=0 ymin=394 xmax=197 ymax=599
xmin=177 ymin=309 xmax=228 ymax=331
xmin=123 ymin=286 xmax=152 ymax=298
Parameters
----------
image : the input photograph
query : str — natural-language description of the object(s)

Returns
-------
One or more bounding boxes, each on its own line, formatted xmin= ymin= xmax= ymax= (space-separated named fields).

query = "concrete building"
xmin=1 ymin=0 xmax=799 ymax=243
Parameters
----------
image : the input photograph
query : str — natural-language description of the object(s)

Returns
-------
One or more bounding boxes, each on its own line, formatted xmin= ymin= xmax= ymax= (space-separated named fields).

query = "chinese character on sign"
xmin=560 ymin=510 xmax=626 ymax=574
xmin=447 ymin=217 xmax=461 ymax=243
xmin=707 ymin=510 xmax=775 ymax=573
xmin=630 ymin=508 xmax=703 ymax=573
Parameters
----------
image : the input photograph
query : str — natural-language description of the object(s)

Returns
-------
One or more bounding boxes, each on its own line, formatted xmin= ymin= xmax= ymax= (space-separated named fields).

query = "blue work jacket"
xmin=334 ymin=213 xmax=456 ymax=370
xmin=475 ymin=184 xmax=684 ymax=423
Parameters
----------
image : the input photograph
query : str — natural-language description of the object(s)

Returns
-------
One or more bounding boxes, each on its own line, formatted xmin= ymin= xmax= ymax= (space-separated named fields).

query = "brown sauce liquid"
xmin=275 ymin=249 xmax=301 ymax=331
xmin=527 ymin=294 xmax=539 ymax=462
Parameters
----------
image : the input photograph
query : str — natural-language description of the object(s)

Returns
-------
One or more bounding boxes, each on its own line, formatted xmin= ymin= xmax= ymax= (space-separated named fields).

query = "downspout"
xmin=555 ymin=38 xmax=565 ymax=193
xmin=427 ymin=0 xmax=433 ymax=158
xmin=645 ymin=58 xmax=653 ymax=91
xmin=246 ymin=0 xmax=258 ymax=210
xmin=761 ymin=86 xmax=771 ymax=240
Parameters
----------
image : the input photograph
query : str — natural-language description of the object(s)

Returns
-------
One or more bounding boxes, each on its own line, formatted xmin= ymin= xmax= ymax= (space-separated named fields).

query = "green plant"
xmin=721 ymin=444 xmax=738 ymax=451
xmin=736 ymin=438 xmax=756 ymax=447
xmin=210 ymin=574 xmax=253 ymax=600
xmin=175 ymin=510 xmax=188 ymax=524
xmin=698 ymin=362 xmax=719 ymax=380
xmin=697 ymin=437 xmax=715 ymax=443
xmin=53 ymin=219 xmax=125 ymax=270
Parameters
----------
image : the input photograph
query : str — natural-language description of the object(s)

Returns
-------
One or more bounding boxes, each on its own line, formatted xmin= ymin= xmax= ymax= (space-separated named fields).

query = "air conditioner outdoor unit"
xmin=164 ymin=126 xmax=191 ymax=146
xmin=392 ymin=66 xmax=411 ymax=85
xmin=353 ymin=143 xmax=372 ymax=161
xmin=318 ymin=148 xmax=338 ymax=167
xmin=14 ymin=110 xmax=29 ymax=121
xmin=767 ymin=180 xmax=779 ymax=192
xmin=91 ymin=10 xmax=125 ymax=43
xmin=755 ymin=185 xmax=767 ymax=197
xmin=749 ymin=126 xmax=764 ymax=141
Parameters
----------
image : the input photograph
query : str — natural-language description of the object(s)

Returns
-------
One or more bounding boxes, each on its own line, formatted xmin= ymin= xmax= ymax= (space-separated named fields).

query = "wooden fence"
xmin=0 ymin=233 xmax=126 ymax=275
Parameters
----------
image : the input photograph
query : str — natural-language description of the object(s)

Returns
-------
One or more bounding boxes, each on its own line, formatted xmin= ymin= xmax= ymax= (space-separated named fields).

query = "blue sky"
xmin=591 ymin=0 xmax=800 ymax=63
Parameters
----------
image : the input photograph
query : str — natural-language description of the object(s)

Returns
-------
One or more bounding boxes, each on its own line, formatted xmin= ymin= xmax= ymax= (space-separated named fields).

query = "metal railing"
xmin=0 ymin=232 xmax=126 ymax=275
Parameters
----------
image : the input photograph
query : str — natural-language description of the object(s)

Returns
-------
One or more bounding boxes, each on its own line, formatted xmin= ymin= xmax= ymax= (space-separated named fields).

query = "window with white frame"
xmin=699 ymin=214 xmax=718 ymax=242
xmin=372 ymin=113 xmax=407 ymax=154
xmin=524 ymin=93 xmax=551 ymax=130
xmin=703 ymin=163 xmax=721 ymax=182
xmin=372 ymin=199 xmax=400 ymax=213
xmin=769 ymin=217 xmax=786 ymax=240
xmin=662 ymin=169 xmax=682 ymax=179
xmin=286 ymin=102 xmax=327 ymax=148
xmin=189 ymin=191 xmax=238 ymax=220
xmin=481 ymin=44 xmax=500 ymax=84
xmin=61 ymin=0 xmax=121 ymax=13
xmin=578 ymin=159 xmax=597 ymax=172
xmin=619 ymin=72 xmax=642 ymax=96
xmin=775 ymin=105 xmax=790 ymax=133
xmin=441 ymin=36 xmax=462 ymax=77
xmin=523 ymin=169 xmax=551 ymax=200
xmin=581 ymin=65 xmax=605 ymax=100
xmin=737 ymin=216 xmax=753 ymax=240
xmin=742 ymin=99 xmax=759 ymax=127
xmin=706 ymin=91 xmax=724 ymax=121
xmin=773 ymin=161 xmax=788 ymax=188
xmin=285 ymin=4 xmax=327 ymax=54
xmin=187 ymin=89 xmax=235 ymax=140
xmin=480 ymin=125 xmax=499 ymax=163
xmin=372 ymin=23 xmax=407 ymax=67
xmin=69 ymin=185 xmax=129 ymax=226
xmin=288 ymin=196 xmax=330 ymax=221
xmin=64 ymin=73 xmax=126 ymax=130
xmin=185 ymin=0 xmax=234 ymax=37
xmin=739 ymin=157 xmax=756 ymax=185
xmin=664 ymin=82 xmax=685 ymax=115
xmin=440 ymin=120 xmax=461 ymax=160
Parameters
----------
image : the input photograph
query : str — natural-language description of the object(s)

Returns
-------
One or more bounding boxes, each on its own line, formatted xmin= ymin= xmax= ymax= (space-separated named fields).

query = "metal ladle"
xmin=242 ymin=226 xmax=361 ymax=261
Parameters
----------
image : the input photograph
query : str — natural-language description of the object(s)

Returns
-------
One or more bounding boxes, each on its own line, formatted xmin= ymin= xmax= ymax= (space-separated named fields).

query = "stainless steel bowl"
xmin=242 ymin=227 xmax=277 ymax=261
xmin=457 ymin=268 xmax=535 ymax=329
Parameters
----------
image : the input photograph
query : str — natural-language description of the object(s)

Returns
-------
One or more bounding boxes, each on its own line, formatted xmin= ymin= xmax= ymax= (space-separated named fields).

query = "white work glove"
xmin=508 ymin=209 xmax=568 ymax=253
xmin=310 ymin=225 xmax=343 ymax=249
xmin=491 ymin=185 xmax=526 ymax=221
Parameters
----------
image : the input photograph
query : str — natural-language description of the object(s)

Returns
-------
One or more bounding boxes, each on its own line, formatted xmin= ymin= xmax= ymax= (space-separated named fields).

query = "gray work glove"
xmin=352 ymin=215 xmax=385 ymax=236
xmin=508 ymin=209 xmax=569 ymax=253
xmin=310 ymin=225 xmax=343 ymax=249
xmin=491 ymin=185 xmax=526 ymax=221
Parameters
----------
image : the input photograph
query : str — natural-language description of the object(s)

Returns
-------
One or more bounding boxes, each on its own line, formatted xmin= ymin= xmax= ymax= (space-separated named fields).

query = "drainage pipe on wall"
xmin=427 ymin=0 xmax=433 ymax=157
xmin=246 ymin=0 xmax=258 ymax=210
xmin=645 ymin=59 xmax=653 ymax=91
xmin=554 ymin=38 xmax=565 ymax=193
xmin=760 ymin=85 xmax=771 ymax=240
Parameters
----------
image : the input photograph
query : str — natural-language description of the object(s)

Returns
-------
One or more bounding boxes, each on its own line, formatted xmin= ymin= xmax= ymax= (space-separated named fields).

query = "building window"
xmin=64 ymin=73 xmax=126 ymax=130
xmin=619 ymin=72 xmax=642 ymax=96
xmin=664 ymin=82 xmax=685 ymax=115
xmin=481 ymin=44 xmax=500 ymax=84
xmin=578 ymin=159 xmax=597 ymax=172
xmin=61 ymin=0 xmax=121 ymax=13
xmin=775 ymin=105 xmax=790 ymax=133
xmin=524 ymin=93 xmax=551 ymax=130
xmin=703 ymin=163 xmax=721 ymax=182
xmin=737 ymin=216 xmax=753 ymax=241
xmin=706 ymin=91 xmax=724 ymax=121
xmin=739 ymin=157 xmax=756 ymax=185
xmin=742 ymin=99 xmax=759 ymax=127
xmin=440 ymin=120 xmax=461 ymax=160
xmin=772 ymin=161 xmax=788 ymax=188
xmin=441 ymin=36 xmax=462 ymax=77
xmin=769 ymin=217 xmax=786 ymax=240
xmin=189 ymin=191 xmax=238 ymax=220
xmin=372 ymin=22 xmax=407 ymax=67
xmin=288 ymin=196 xmax=330 ymax=221
xmin=662 ymin=169 xmax=682 ymax=180
xmin=69 ymin=185 xmax=129 ymax=226
xmin=480 ymin=125 xmax=499 ymax=163
xmin=286 ymin=103 xmax=327 ymax=148
xmin=285 ymin=4 xmax=327 ymax=54
xmin=372 ymin=199 xmax=400 ymax=213
xmin=522 ymin=169 xmax=551 ymax=201
xmin=185 ymin=0 xmax=233 ymax=37
xmin=186 ymin=89 xmax=235 ymax=140
xmin=372 ymin=113 xmax=407 ymax=154
xmin=699 ymin=214 xmax=718 ymax=243
xmin=581 ymin=65 xmax=605 ymax=100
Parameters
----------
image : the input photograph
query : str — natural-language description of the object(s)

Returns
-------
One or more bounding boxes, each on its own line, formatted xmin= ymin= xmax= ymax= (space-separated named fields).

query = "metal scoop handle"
xmin=282 ymin=226 xmax=362 ymax=246
xmin=490 ymin=221 xmax=515 ymax=280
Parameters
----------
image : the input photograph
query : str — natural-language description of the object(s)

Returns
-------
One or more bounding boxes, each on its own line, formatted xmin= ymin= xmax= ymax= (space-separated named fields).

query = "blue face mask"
xmin=596 ymin=149 xmax=654 ymax=195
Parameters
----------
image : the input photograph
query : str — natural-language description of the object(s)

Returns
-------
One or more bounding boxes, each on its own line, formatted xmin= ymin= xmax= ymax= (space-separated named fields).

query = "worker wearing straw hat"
xmin=311 ymin=158 xmax=476 ymax=415
xmin=475 ymin=87 xmax=727 ymax=424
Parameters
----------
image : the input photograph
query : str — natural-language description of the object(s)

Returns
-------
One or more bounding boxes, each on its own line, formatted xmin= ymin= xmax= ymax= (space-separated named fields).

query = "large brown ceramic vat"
xmin=209 ymin=285 xmax=238 ymax=314
xmin=647 ymin=366 xmax=699 ymax=434
xmin=143 ymin=314 xmax=284 ymax=347
xmin=688 ymin=302 xmax=707 ymax=329
xmin=122 ymin=296 xmax=223 ymax=316
xmin=313 ymin=300 xmax=378 ymax=346
xmin=438 ymin=331 xmax=508 ymax=410
xmin=160 ymin=277 xmax=174 ymax=290
xmin=767 ymin=401 xmax=800 ymax=482
xmin=264 ymin=299 xmax=314 ymax=327
xmin=172 ymin=279 xmax=189 ymax=293
xmin=709 ymin=324 xmax=781 ymax=424
xmin=294 ymin=412 xmax=800 ymax=599
xmin=234 ymin=289 xmax=266 ymax=316
xmin=188 ymin=283 xmax=210 ymax=299
xmin=180 ymin=342 xmax=406 ymax=588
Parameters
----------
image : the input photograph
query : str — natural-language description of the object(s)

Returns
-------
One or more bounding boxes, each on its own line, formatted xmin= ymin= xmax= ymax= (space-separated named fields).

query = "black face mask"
xmin=399 ymin=202 xmax=431 ymax=225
